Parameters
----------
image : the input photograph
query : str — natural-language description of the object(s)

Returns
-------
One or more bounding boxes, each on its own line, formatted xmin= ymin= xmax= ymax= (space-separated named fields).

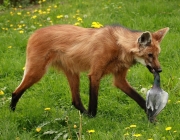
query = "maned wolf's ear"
xmin=138 ymin=31 xmax=152 ymax=47
xmin=153 ymin=27 xmax=169 ymax=43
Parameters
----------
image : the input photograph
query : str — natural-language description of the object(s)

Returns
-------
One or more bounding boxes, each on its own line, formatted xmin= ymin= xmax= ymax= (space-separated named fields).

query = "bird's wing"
xmin=146 ymin=90 xmax=154 ymax=111
xmin=150 ymin=90 xmax=169 ymax=117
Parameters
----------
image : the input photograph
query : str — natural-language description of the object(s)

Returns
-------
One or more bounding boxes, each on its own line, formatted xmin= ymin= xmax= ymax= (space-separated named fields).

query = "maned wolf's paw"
xmin=87 ymin=110 xmax=97 ymax=118
xmin=10 ymin=101 xmax=16 ymax=111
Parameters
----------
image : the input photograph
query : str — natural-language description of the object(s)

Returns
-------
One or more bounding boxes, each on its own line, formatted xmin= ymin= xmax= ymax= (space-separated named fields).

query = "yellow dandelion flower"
xmin=42 ymin=0 xmax=46 ymax=2
xmin=176 ymin=101 xmax=180 ymax=104
xmin=19 ymin=30 xmax=24 ymax=34
xmin=17 ymin=12 xmax=21 ymax=15
xmin=133 ymin=134 xmax=142 ymax=137
xmin=8 ymin=46 xmax=12 ymax=49
xmin=36 ymin=127 xmax=41 ymax=132
xmin=10 ymin=11 xmax=13 ymax=15
xmin=57 ymin=15 xmax=63 ymax=19
xmin=38 ymin=10 xmax=42 ymax=14
xmin=34 ymin=9 xmax=38 ymax=13
xmin=77 ymin=17 xmax=82 ymax=22
xmin=2 ymin=28 xmax=8 ymax=31
xmin=46 ymin=8 xmax=51 ymax=12
xmin=87 ymin=129 xmax=95 ymax=133
xmin=18 ymin=25 xmax=22 ymax=28
xmin=44 ymin=108 xmax=50 ymax=111
xmin=124 ymin=132 xmax=129 ymax=136
xmin=22 ymin=67 xmax=25 ymax=70
xmin=0 ymin=90 xmax=4 ymax=95
xmin=31 ymin=15 xmax=37 ymax=19
xmin=49 ymin=20 xmax=52 ymax=23
xmin=74 ymin=22 xmax=80 ymax=26
xmin=26 ymin=12 xmax=30 ymax=15
xmin=165 ymin=127 xmax=172 ymax=131
xmin=125 ymin=127 xmax=130 ymax=130
xmin=130 ymin=124 xmax=136 ymax=128
xmin=91 ymin=22 xmax=103 ymax=28
xmin=54 ymin=5 xmax=57 ymax=8
xmin=148 ymin=139 xmax=153 ymax=140
xmin=74 ymin=125 xmax=77 ymax=128
xmin=10 ymin=24 xmax=13 ymax=27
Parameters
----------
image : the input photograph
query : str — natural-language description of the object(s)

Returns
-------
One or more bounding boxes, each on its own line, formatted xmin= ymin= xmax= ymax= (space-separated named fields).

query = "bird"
xmin=146 ymin=71 xmax=168 ymax=122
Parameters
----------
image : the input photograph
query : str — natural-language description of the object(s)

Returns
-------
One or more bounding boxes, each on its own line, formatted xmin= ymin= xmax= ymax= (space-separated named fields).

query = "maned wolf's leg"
xmin=10 ymin=63 xmax=47 ymax=111
xmin=88 ymin=74 xmax=101 ymax=117
xmin=64 ymin=71 xmax=87 ymax=113
xmin=114 ymin=69 xmax=146 ymax=111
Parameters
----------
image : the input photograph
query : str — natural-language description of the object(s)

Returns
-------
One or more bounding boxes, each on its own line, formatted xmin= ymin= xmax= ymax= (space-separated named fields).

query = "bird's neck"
xmin=153 ymin=72 xmax=161 ymax=88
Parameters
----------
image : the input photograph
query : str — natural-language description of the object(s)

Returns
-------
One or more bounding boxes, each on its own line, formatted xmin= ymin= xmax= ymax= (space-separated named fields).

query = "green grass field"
xmin=0 ymin=0 xmax=180 ymax=139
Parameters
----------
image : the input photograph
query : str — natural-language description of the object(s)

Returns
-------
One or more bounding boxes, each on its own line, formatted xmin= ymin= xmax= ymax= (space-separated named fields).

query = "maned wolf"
xmin=10 ymin=25 xmax=169 ymax=117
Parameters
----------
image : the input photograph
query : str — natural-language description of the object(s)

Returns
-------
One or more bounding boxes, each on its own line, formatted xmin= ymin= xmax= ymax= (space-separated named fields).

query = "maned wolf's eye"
xmin=148 ymin=53 xmax=153 ymax=58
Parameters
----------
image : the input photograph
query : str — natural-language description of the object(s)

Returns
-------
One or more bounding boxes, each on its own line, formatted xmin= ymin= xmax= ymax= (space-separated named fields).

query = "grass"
xmin=0 ymin=0 xmax=180 ymax=139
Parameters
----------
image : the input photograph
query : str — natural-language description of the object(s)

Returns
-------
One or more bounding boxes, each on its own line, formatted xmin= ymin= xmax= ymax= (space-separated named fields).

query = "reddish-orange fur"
xmin=10 ymin=25 xmax=169 ymax=118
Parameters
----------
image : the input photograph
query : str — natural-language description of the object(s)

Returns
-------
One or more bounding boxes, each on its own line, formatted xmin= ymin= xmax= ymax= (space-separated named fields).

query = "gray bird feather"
xmin=146 ymin=71 xmax=168 ymax=122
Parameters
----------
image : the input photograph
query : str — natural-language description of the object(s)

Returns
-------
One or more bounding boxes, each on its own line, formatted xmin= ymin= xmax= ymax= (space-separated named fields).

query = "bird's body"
xmin=146 ymin=72 xmax=168 ymax=122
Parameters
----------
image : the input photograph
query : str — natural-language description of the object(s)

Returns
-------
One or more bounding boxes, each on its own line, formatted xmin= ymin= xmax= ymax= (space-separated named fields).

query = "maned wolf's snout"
xmin=157 ymin=68 xmax=162 ymax=73
xmin=146 ymin=65 xmax=162 ymax=73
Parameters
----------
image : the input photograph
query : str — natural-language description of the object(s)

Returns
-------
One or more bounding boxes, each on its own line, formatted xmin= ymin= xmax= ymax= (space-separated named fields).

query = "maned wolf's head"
xmin=135 ymin=27 xmax=169 ymax=73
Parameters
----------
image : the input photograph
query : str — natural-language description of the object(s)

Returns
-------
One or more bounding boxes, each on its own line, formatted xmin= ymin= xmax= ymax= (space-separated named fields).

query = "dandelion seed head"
xmin=64 ymin=15 xmax=68 ymax=18
xmin=47 ymin=17 xmax=51 ymax=21
xmin=140 ymin=88 xmax=148 ymax=95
